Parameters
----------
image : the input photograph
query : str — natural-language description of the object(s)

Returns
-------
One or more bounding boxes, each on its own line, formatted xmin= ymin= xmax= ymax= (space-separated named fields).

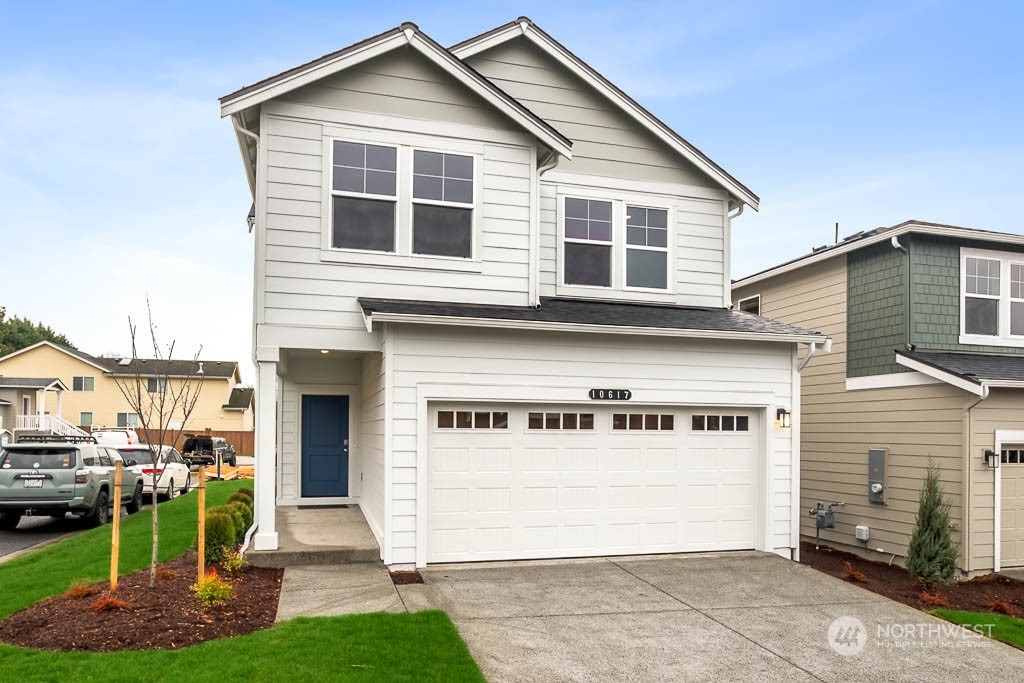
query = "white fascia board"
xmin=735 ymin=223 xmax=1024 ymax=289
xmin=894 ymin=354 xmax=985 ymax=396
xmin=452 ymin=23 xmax=757 ymax=209
xmin=364 ymin=311 xmax=824 ymax=344
xmin=220 ymin=33 xmax=408 ymax=117
xmin=845 ymin=371 xmax=942 ymax=391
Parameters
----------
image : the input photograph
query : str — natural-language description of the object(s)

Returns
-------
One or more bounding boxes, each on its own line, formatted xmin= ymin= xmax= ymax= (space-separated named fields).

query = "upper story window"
xmin=738 ymin=295 xmax=760 ymax=315
xmin=326 ymin=136 xmax=477 ymax=264
xmin=330 ymin=141 xmax=398 ymax=253
xmin=147 ymin=378 xmax=167 ymax=394
xmin=561 ymin=195 xmax=671 ymax=292
xmin=961 ymin=248 xmax=1024 ymax=346
xmin=72 ymin=376 xmax=94 ymax=392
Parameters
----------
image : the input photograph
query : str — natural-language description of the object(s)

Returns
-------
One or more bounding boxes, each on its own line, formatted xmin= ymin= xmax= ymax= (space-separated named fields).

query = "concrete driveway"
xmin=396 ymin=552 xmax=1024 ymax=682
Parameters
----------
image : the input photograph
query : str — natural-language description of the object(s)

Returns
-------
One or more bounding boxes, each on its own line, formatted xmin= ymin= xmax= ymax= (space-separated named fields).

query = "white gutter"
xmin=362 ymin=310 xmax=825 ymax=345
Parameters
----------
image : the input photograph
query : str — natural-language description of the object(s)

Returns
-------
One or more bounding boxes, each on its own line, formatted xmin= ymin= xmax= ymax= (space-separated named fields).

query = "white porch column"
xmin=253 ymin=358 xmax=279 ymax=550
xmin=37 ymin=389 xmax=46 ymax=426
xmin=56 ymin=390 xmax=63 ymax=421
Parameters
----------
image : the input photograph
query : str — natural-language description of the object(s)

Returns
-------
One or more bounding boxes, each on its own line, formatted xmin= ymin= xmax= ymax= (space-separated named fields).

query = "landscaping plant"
xmin=205 ymin=511 xmax=237 ymax=564
xmin=190 ymin=567 xmax=235 ymax=607
xmin=906 ymin=463 xmax=959 ymax=588
xmin=228 ymin=501 xmax=253 ymax=542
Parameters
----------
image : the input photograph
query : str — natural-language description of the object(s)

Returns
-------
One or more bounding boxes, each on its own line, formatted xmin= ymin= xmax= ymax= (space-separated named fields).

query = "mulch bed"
xmin=0 ymin=551 xmax=283 ymax=652
xmin=800 ymin=541 xmax=1024 ymax=615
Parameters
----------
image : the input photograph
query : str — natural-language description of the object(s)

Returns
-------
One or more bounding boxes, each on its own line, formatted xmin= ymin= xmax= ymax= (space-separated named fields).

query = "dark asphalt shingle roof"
xmin=27 ymin=344 xmax=237 ymax=379
xmin=0 ymin=377 xmax=64 ymax=389
xmin=359 ymin=297 xmax=823 ymax=339
xmin=897 ymin=349 xmax=1024 ymax=385
xmin=223 ymin=386 xmax=254 ymax=410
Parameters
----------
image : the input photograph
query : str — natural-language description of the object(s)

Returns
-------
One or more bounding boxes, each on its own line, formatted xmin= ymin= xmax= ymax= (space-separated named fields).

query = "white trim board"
xmin=845 ymin=371 xmax=942 ymax=391
xmin=894 ymin=354 xmax=985 ymax=396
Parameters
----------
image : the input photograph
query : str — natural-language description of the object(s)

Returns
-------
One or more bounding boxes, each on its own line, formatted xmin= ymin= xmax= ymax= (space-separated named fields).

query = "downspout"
xmin=791 ymin=336 xmax=831 ymax=560
xmin=530 ymin=149 xmax=561 ymax=307
xmin=797 ymin=337 xmax=831 ymax=371
xmin=724 ymin=202 xmax=744 ymax=307
xmin=961 ymin=384 xmax=990 ymax=574
xmin=891 ymin=235 xmax=912 ymax=351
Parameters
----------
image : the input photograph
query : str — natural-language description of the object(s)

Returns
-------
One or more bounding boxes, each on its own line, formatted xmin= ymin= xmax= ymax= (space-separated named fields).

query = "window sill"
xmin=555 ymin=284 xmax=676 ymax=304
xmin=320 ymin=249 xmax=483 ymax=273
xmin=958 ymin=334 xmax=1024 ymax=349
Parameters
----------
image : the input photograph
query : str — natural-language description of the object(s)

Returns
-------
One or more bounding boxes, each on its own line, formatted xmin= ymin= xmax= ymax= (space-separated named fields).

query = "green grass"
xmin=933 ymin=609 xmax=1024 ymax=650
xmin=0 ymin=481 xmax=484 ymax=681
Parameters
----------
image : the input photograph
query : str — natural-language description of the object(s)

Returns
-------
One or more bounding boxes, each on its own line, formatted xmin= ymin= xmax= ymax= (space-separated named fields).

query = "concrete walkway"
xmin=275 ymin=551 xmax=1024 ymax=682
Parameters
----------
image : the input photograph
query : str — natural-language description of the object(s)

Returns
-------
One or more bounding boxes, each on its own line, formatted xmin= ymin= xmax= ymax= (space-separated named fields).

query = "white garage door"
xmin=427 ymin=405 xmax=760 ymax=563
xmin=1000 ymin=446 xmax=1024 ymax=568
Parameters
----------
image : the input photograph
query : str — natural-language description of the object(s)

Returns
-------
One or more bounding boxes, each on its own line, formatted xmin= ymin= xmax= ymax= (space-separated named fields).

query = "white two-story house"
xmin=220 ymin=18 xmax=827 ymax=569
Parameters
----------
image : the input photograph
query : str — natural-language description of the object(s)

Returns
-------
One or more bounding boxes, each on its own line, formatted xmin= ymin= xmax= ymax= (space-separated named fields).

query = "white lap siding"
xmin=384 ymin=325 xmax=797 ymax=566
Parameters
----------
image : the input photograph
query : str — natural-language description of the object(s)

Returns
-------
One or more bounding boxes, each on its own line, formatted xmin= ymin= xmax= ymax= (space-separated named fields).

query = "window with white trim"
xmin=330 ymin=141 xmax=397 ymax=252
xmin=116 ymin=412 xmax=139 ymax=428
xmin=80 ymin=412 xmax=93 ymax=427
xmin=738 ymin=295 xmax=760 ymax=315
xmin=961 ymin=248 xmax=1024 ymax=345
xmin=147 ymin=378 xmax=167 ymax=394
xmin=564 ymin=198 xmax=612 ymax=286
xmin=72 ymin=376 xmax=94 ymax=392
xmin=625 ymin=206 xmax=668 ymax=289
xmin=412 ymin=151 xmax=474 ymax=258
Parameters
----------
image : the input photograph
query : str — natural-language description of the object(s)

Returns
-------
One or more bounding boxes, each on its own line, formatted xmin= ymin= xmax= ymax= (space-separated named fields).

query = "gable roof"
xmin=359 ymin=296 xmax=824 ymax=344
xmin=0 ymin=341 xmax=238 ymax=380
xmin=451 ymin=17 xmax=758 ymax=210
xmin=219 ymin=22 xmax=572 ymax=160
xmin=0 ymin=377 xmax=68 ymax=391
xmin=734 ymin=220 xmax=1024 ymax=289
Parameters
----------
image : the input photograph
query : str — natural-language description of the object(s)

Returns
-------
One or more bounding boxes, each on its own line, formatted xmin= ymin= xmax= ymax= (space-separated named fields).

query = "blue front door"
xmin=301 ymin=394 xmax=349 ymax=497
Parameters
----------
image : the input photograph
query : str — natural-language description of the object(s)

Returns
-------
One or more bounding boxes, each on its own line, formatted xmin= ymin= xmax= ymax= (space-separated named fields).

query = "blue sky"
xmin=2 ymin=1 xmax=1021 ymax=380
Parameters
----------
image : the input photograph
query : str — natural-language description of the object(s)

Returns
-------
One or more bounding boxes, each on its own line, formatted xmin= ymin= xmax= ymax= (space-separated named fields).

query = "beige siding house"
xmin=221 ymin=18 xmax=826 ymax=568
xmin=0 ymin=341 xmax=253 ymax=436
xmin=734 ymin=220 xmax=1024 ymax=573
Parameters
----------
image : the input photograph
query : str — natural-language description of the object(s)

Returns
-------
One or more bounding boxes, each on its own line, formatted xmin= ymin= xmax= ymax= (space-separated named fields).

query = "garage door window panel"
xmin=436 ymin=410 xmax=508 ymax=430
xmin=692 ymin=414 xmax=750 ymax=432
xmin=613 ymin=413 xmax=675 ymax=431
xmin=527 ymin=412 xmax=595 ymax=430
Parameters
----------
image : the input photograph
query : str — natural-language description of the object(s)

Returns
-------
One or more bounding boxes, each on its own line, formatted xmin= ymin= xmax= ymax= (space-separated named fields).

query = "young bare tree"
xmin=110 ymin=300 xmax=203 ymax=587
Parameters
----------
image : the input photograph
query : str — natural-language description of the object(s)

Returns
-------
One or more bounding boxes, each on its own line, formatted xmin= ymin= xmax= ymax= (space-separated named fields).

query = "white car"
xmin=92 ymin=428 xmax=143 ymax=446
xmin=115 ymin=445 xmax=192 ymax=500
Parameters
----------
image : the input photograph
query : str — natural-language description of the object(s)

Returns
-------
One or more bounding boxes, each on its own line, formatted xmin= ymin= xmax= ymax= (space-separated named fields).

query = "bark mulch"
xmin=800 ymin=541 xmax=1024 ymax=615
xmin=0 ymin=551 xmax=283 ymax=652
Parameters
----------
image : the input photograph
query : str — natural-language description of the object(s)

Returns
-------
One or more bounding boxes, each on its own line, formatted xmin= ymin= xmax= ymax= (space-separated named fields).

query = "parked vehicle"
xmin=91 ymin=427 xmax=143 ymax=446
xmin=116 ymin=445 xmax=191 ymax=500
xmin=0 ymin=435 xmax=144 ymax=530
xmin=181 ymin=435 xmax=236 ymax=467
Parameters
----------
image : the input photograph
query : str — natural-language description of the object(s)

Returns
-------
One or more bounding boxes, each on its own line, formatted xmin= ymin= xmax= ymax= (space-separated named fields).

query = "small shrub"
xmin=211 ymin=504 xmax=245 ymax=539
xmin=229 ymin=501 xmax=253 ymax=542
xmin=906 ymin=464 xmax=959 ymax=589
xmin=219 ymin=547 xmax=246 ymax=573
xmin=840 ymin=561 xmax=868 ymax=583
xmin=60 ymin=580 xmax=101 ymax=600
xmin=985 ymin=599 xmax=1016 ymax=616
xmin=205 ymin=511 xmax=237 ymax=564
xmin=191 ymin=568 xmax=235 ymax=607
xmin=234 ymin=487 xmax=253 ymax=500
xmin=88 ymin=593 xmax=132 ymax=612
xmin=919 ymin=591 xmax=949 ymax=607
xmin=227 ymin=491 xmax=254 ymax=511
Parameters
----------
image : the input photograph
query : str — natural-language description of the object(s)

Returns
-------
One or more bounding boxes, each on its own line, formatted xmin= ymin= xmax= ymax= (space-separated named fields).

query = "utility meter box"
xmin=868 ymin=448 xmax=886 ymax=503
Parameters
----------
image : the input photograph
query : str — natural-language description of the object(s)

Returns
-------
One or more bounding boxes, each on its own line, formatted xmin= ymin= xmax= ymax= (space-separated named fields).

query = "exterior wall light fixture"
xmin=776 ymin=408 xmax=792 ymax=429
xmin=984 ymin=449 xmax=1000 ymax=469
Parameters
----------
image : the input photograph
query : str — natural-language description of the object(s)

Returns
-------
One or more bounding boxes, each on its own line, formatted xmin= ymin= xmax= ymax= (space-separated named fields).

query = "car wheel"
xmin=166 ymin=478 xmax=178 ymax=500
xmin=182 ymin=475 xmax=191 ymax=495
xmin=0 ymin=512 xmax=20 ymax=531
xmin=126 ymin=483 xmax=143 ymax=514
xmin=88 ymin=490 xmax=110 ymax=527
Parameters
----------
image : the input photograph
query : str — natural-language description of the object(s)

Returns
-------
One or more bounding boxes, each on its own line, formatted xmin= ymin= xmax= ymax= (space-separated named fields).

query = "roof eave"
xmin=362 ymin=310 xmax=824 ymax=345
xmin=894 ymin=352 xmax=985 ymax=396
xmin=451 ymin=17 xmax=757 ymax=209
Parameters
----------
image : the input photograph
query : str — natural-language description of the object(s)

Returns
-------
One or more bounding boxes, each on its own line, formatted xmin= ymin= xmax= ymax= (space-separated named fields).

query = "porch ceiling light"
xmin=775 ymin=408 xmax=792 ymax=429
xmin=320 ymin=349 xmax=329 ymax=355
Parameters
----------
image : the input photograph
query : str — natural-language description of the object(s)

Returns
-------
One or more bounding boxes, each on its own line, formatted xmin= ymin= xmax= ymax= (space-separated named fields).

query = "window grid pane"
xmin=966 ymin=257 xmax=1000 ymax=296
xmin=413 ymin=151 xmax=473 ymax=204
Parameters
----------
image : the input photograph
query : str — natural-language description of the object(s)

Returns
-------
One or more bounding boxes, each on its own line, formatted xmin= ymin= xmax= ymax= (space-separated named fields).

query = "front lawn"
xmin=0 ymin=483 xmax=484 ymax=682
xmin=933 ymin=609 xmax=1024 ymax=650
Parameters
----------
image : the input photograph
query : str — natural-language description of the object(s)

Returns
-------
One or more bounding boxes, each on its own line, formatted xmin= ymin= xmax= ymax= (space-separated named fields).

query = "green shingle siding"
xmin=847 ymin=242 xmax=906 ymax=377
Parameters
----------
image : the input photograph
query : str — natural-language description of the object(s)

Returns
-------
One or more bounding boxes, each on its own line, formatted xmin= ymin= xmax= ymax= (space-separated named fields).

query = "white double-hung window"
xmin=561 ymin=194 xmax=671 ymax=292
xmin=960 ymin=247 xmax=1024 ymax=345
xmin=326 ymin=134 xmax=478 ymax=263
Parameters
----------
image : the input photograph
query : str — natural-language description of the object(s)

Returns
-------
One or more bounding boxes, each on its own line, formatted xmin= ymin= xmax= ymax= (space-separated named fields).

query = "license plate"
xmin=23 ymin=479 xmax=43 ymax=488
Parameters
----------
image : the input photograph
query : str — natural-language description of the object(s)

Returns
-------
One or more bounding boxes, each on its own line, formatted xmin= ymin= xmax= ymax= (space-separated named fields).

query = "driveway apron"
xmin=396 ymin=551 xmax=1024 ymax=682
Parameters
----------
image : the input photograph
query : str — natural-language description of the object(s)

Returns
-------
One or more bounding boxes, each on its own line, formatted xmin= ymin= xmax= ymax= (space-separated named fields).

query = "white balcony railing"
xmin=15 ymin=414 xmax=89 ymax=438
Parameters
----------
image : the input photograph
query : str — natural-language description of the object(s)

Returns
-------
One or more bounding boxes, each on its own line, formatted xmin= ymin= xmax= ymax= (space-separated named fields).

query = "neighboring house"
xmin=0 ymin=341 xmax=253 ymax=436
xmin=221 ymin=18 xmax=826 ymax=568
xmin=733 ymin=220 xmax=1024 ymax=574
xmin=0 ymin=376 xmax=69 ymax=443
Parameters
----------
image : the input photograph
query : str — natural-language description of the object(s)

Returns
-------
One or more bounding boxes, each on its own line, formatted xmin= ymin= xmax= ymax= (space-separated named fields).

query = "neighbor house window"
xmin=625 ymin=206 xmax=668 ymax=289
xmin=961 ymin=249 xmax=1024 ymax=344
xmin=147 ymin=378 xmax=168 ymax=394
xmin=564 ymin=198 xmax=613 ymax=286
xmin=738 ymin=295 xmax=760 ymax=315
xmin=330 ymin=141 xmax=397 ymax=252
xmin=72 ymin=376 xmax=94 ymax=392
xmin=412 ymin=151 xmax=474 ymax=258
xmin=116 ymin=412 xmax=139 ymax=428
xmin=79 ymin=412 xmax=93 ymax=427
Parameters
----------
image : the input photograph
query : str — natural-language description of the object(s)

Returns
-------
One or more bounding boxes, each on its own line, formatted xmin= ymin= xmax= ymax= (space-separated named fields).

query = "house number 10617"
xmin=588 ymin=389 xmax=632 ymax=400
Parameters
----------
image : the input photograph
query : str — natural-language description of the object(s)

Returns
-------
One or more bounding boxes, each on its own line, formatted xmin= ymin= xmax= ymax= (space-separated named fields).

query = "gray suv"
xmin=0 ymin=435 xmax=144 ymax=530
